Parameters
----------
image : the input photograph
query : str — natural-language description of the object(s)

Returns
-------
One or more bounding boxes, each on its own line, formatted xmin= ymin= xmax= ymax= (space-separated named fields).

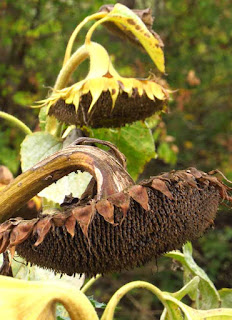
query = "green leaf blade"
xmin=90 ymin=121 xmax=156 ymax=180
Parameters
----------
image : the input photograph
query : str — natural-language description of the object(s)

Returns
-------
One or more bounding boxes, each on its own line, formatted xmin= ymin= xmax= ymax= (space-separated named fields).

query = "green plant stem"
xmin=85 ymin=17 xmax=109 ymax=45
xmin=63 ymin=12 xmax=106 ymax=66
xmin=101 ymin=281 xmax=173 ymax=320
xmin=54 ymin=45 xmax=89 ymax=91
xmin=0 ymin=111 xmax=32 ymax=135
xmin=45 ymin=45 xmax=89 ymax=134
xmin=81 ymin=274 xmax=101 ymax=294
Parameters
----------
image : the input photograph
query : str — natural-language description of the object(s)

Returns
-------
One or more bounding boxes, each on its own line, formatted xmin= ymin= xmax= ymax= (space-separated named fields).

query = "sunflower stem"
xmin=63 ymin=12 xmax=107 ymax=66
xmin=0 ymin=144 xmax=134 ymax=222
xmin=85 ymin=17 xmax=109 ymax=45
xmin=81 ymin=274 xmax=101 ymax=294
xmin=101 ymin=281 xmax=173 ymax=320
xmin=0 ymin=111 xmax=32 ymax=135
xmin=45 ymin=45 xmax=89 ymax=135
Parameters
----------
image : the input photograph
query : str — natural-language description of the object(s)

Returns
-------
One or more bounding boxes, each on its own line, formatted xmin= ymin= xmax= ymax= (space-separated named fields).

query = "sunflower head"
xmin=41 ymin=42 xmax=169 ymax=128
xmin=36 ymin=4 xmax=169 ymax=128
xmin=0 ymin=139 xmax=231 ymax=276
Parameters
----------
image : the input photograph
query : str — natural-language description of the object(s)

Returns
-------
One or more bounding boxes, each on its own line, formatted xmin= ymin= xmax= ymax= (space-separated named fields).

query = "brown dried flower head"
xmin=0 ymin=139 xmax=231 ymax=276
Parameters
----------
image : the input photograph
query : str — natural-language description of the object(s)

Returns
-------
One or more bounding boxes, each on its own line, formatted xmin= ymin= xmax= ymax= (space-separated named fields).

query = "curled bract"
xmin=0 ymin=139 xmax=231 ymax=276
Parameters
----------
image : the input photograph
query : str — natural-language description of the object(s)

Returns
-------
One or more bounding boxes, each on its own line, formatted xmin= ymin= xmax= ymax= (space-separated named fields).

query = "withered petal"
xmin=176 ymin=172 xmax=198 ymax=188
xmin=96 ymin=199 xmax=115 ymax=224
xmin=9 ymin=219 xmax=37 ymax=247
xmin=151 ymin=179 xmax=174 ymax=200
xmin=0 ymin=221 xmax=14 ymax=233
xmin=65 ymin=215 xmax=76 ymax=238
xmin=34 ymin=217 xmax=53 ymax=247
xmin=72 ymin=204 xmax=96 ymax=237
xmin=52 ymin=213 xmax=68 ymax=227
xmin=107 ymin=191 xmax=130 ymax=220
xmin=128 ymin=185 xmax=150 ymax=211
xmin=188 ymin=167 xmax=203 ymax=179
xmin=0 ymin=230 xmax=10 ymax=253
xmin=0 ymin=218 xmax=21 ymax=233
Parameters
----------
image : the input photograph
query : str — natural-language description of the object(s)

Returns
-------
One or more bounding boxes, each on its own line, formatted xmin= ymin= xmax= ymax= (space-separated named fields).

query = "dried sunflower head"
xmin=40 ymin=42 xmax=168 ymax=128
xmin=37 ymin=4 xmax=168 ymax=128
xmin=0 ymin=139 xmax=231 ymax=276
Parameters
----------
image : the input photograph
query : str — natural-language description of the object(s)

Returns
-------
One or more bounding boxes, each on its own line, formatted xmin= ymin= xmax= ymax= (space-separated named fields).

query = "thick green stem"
xmin=81 ymin=274 xmax=101 ymax=294
xmin=54 ymin=45 xmax=89 ymax=91
xmin=45 ymin=45 xmax=89 ymax=134
xmin=0 ymin=111 xmax=32 ymax=135
xmin=101 ymin=281 xmax=172 ymax=320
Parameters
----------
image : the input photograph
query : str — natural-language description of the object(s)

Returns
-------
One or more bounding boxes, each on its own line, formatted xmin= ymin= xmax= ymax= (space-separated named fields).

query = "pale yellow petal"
xmin=108 ymin=80 xmax=119 ymax=110
xmin=151 ymin=82 xmax=165 ymax=100
xmin=87 ymin=78 xmax=105 ymax=113
xmin=135 ymin=80 xmax=144 ymax=96
xmin=119 ymin=78 xmax=133 ymax=96
xmin=73 ymin=92 xmax=80 ymax=112
xmin=65 ymin=90 xmax=75 ymax=104
xmin=144 ymin=82 xmax=155 ymax=100
xmin=106 ymin=4 xmax=165 ymax=72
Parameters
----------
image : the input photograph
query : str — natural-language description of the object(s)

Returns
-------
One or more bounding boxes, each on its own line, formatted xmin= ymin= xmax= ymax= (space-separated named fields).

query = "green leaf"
xmin=106 ymin=4 xmax=165 ymax=72
xmin=158 ymin=142 xmax=177 ymax=165
xmin=164 ymin=295 xmax=232 ymax=320
xmin=56 ymin=303 xmax=70 ymax=320
xmin=218 ymin=289 xmax=232 ymax=308
xmin=20 ymin=132 xmax=62 ymax=172
xmin=20 ymin=132 xmax=91 ymax=204
xmin=166 ymin=243 xmax=221 ymax=309
xmin=183 ymin=242 xmax=220 ymax=309
xmin=161 ymin=277 xmax=200 ymax=320
xmin=88 ymin=295 xmax=106 ymax=309
xmin=90 ymin=121 xmax=156 ymax=180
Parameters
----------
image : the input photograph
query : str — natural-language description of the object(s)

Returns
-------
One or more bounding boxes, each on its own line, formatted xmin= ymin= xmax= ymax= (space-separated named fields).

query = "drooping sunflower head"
xmin=37 ymin=4 xmax=169 ymax=128
xmin=0 ymin=139 xmax=231 ymax=276
xmin=42 ymin=43 xmax=169 ymax=128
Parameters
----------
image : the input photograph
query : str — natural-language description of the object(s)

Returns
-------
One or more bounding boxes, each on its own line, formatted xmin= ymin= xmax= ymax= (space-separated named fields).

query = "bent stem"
xmin=63 ymin=12 xmax=107 ymax=66
xmin=46 ymin=45 xmax=89 ymax=134
xmin=45 ymin=42 xmax=111 ymax=134
xmin=0 ymin=276 xmax=99 ymax=320
xmin=85 ymin=17 xmax=109 ymax=45
xmin=81 ymin=274 xmax=101 ymax=294
xmin=0 ymin=144 xmax=134 ymax=222
xmin=101 ymin=281 xmax=172 ymax=320
xmin=0 ymin=111 xmax=32 ymax=135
